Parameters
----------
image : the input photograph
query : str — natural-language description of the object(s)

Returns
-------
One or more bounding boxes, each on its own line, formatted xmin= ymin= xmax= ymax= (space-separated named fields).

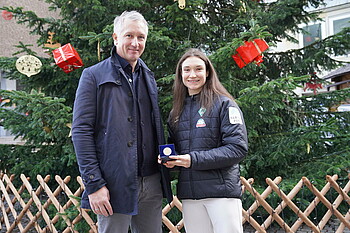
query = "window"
xmin=330 ymin=15 xmax=350 ymax=58
xmin=303 ymin=23 xmax=322 ymax=46
xmin=333 ymin=17 xmax=350 ymax=34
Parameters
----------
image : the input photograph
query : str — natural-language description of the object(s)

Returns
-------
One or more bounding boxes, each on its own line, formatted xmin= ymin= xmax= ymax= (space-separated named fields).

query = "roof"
xmin=322 ymin=63 xmax=350 ymax=80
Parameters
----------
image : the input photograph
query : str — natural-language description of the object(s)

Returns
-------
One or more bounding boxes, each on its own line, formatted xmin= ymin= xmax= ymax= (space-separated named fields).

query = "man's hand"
xmin=88 ymin=186 xmax=113 ymax=216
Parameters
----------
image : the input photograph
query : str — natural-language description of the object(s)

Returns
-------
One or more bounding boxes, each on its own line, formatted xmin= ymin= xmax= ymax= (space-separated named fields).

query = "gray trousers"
xmin=97 ymin=173 xmax=163 ymax=233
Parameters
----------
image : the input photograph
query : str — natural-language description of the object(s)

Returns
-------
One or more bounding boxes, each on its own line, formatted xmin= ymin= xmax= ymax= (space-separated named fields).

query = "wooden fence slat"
xmin=291 ymin=174 xmax=337 ymax=232
xmin=0 ymin=200 xmax=2 ymax=231
xmin=266 ymin=178 xmax=320 ymax=232
xmin=19 ymin=175 xmax=51 ymax=233
xmin=241 ymin=177 xmax=275 ymax=233
xmin=0 ymin=199 xmax=2 ymax=231
xmin=242 ymin=178 xmax=254 ymax=193
xmin=51 ymin=183 xmax=85 ymax=233
xmin=0 ymin=174 xmax=14 ymax=203
xmin=20 ymin=174 xmax=58 ymax=233
xmin=162 ymin=215 xmax=180 ymax=233
xmin=263 ymin=177 xmax=303 ymax=232
xmin=0 ymin=175 xmax=16 ymax=224
xmin=173 ymin=219 xmax=184 ymax=233
xmin=2 ymin=174 xmax=27 ymax=232
xmin=336 ymin=210 xmax=350 ymax=233
xmin=3 ymin=174 xmax=42 ymax=233
xmin=325 ymin=175 xmax=350 ymax=232
xmin=2 ymin=174 xmax=350 ymax=233
xmin=241 ymin=177 xmax=293 ymax=232
xmin=37 ymin=174 xmax=78 ymax=233
xmin=251 ymin=177 xmax=284 ymax=231
xmin=326 ymin=175 xmax=350 ymax=207
xmin=162 ymin=196 xmax=184 ymax=232
xmin=4 ymin=174 xmax=30 ymax=220
xmin=171 ymin=196 xmax=183 ymax=212
xmin=318 ymin=175 xmax=348 ymax=230
xmin=19 ymin=176 xmax=51 ymax=233
xmin=243 ymin=176 xmax=282 ymax=226
xmin=1 ymin=197 xmax=11 ymax=230
xmin=162 ymin=201 xmax=181 ymax=233
xmin=0 ymin=175 xmax=18 ymax=220
xmin=41 ymin=176 xmax=72 ymax=233
xmin=42 ymin=176 xmax=85 ymax=233
xmin=242 ymin=209 xmax=267 ymax=233
xmin=172 ymin=196 xmax=184 ymax=230
xmin=0 ymin=175 xmax=23 ymax=231
xmin=302 ymin=177 xmax=350 ymax=230
xmin=55 ymin=175 xmax=98 ymax=233
xmin=0 ymin=175 xmax=15 ymax=232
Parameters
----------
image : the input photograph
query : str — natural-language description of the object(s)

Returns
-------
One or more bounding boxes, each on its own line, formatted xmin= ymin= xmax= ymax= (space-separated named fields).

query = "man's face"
xmin=113 ymin=19 xmax=147 ymax=66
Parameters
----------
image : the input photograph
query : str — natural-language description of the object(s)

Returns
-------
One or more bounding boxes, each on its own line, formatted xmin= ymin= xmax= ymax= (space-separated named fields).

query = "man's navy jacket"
xmin=72 ymin=48 xmax=172 ymax=215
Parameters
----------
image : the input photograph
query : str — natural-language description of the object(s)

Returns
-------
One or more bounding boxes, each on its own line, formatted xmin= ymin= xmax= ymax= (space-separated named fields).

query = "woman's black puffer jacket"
xmin=168 ymin=94 xmax=248 ymax=200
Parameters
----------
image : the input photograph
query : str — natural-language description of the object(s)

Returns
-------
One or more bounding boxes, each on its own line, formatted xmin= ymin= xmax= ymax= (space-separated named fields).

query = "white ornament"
xmin=16 ymin=55 xmax=42 ymax=77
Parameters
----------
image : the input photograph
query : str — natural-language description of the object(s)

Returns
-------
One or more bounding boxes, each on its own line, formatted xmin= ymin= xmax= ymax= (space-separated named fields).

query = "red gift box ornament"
xmin=253 ymin=55 xmax=264 ymax=66
xmin=53 ymin=43 xmax=83 ymax=73
xmin=232 ymin=39 xmax=269 ymax=68
xmin=2 ymin=10 xmax=13 ymax=20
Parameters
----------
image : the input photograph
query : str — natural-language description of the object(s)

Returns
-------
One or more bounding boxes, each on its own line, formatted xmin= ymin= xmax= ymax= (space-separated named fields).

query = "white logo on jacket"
xmin=229 ymin=107 xmax=243 ymax=124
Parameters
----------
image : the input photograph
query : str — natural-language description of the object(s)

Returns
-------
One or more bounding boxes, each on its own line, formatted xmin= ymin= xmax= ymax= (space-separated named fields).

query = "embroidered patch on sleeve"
xmin=229 ymin=107 xmax=243 ymax=124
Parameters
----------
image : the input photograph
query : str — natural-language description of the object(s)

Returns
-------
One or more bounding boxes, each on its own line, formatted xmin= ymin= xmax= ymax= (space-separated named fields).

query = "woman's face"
xmin=181 ymin=56 xmax=208 ymax=95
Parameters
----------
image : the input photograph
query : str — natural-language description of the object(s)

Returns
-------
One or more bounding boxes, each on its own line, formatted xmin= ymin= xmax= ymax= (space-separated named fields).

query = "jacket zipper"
xmin=189 ymin=96 xmax=195 ymax=198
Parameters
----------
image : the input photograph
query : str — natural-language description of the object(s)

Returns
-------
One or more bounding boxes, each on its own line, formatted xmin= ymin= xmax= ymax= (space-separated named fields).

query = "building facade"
xmin=0 ymin=0 xmax=59 ymax=143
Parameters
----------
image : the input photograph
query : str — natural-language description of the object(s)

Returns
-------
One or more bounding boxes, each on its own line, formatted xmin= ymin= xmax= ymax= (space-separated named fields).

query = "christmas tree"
xmin=1 ymin=0 xmax=349 ymax=183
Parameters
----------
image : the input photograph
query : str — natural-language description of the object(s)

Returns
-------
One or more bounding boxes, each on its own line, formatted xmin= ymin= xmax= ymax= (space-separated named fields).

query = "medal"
xmin=159 ymin=144 xmax=176 ymax=162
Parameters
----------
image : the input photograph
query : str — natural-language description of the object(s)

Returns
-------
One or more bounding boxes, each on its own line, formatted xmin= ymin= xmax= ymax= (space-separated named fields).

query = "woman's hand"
xmin=162 ymin=154 xmax=191 ymax=168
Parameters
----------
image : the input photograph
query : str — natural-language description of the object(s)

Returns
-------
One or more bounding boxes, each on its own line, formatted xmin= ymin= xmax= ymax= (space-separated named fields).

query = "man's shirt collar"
xmin=115 ymin=52 xmax=140 ymax=72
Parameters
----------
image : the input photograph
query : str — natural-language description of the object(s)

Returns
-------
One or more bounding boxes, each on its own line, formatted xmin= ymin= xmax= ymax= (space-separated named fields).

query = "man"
xmin=72 ymin=11 xmax=172 ymax=233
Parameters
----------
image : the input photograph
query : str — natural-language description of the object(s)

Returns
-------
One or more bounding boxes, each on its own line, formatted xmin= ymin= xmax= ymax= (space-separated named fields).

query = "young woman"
xmin=163 ymin=48 xmax=248 ymax=233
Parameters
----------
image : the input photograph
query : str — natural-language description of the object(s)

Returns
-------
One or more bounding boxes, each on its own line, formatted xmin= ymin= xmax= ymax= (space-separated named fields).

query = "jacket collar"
xmin=110 ymin=45 xmax=151 ymax=72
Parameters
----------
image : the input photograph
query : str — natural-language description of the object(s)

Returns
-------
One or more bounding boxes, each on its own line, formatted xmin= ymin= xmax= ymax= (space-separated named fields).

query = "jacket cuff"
xmin=188 ymin=152 xmax=195 ymax=169
xmin=81 ymin=174 xmax=107 ymax=195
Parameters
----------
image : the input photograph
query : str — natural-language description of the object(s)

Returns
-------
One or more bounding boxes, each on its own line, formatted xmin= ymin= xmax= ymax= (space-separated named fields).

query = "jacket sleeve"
xmin=72 ymin=68 xmax=107 ymax=195
xmin=167 ymin=120 xmax=175 ymax=146
xmin=190 ymin=99 xmax=248 ymax=170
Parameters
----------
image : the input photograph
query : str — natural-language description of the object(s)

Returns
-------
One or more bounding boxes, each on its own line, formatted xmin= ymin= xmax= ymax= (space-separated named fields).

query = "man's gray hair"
xmin=113 ymin=11 xmax=148 ymax=36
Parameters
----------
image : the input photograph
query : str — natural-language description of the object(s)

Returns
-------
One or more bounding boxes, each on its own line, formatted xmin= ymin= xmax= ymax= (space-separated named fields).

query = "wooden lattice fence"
xmin=1 ymin=173 xmax=350 ymax=232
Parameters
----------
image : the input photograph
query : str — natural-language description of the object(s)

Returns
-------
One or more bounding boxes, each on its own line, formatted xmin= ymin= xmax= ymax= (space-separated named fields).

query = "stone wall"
xmin=0 ymin=0 xmax=60 ymax=58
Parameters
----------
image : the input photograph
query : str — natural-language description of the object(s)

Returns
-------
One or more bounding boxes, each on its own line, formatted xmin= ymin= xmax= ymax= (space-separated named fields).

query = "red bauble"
xmin=2 ymin=10 xmax=13 ymax=20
